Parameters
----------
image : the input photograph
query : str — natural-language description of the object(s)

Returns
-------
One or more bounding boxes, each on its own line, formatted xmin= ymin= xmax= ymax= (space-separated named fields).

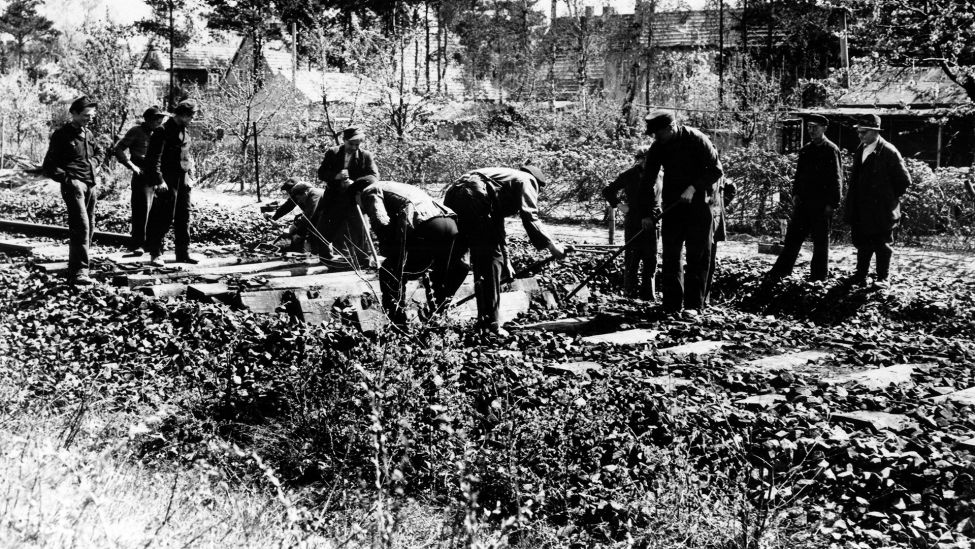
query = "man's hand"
xmin=548 ymin=241 xmax=567 ymax=260
xmin=130 ymin=164 xmax=143 ymax=176
xmin=155 ymin=183 xmax=169 ymax=194
xmin=679 ymin=185 xmax=695 ymax=203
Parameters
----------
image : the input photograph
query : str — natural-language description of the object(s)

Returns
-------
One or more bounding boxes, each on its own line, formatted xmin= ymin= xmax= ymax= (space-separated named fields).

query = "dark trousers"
xmin=444 ymin=181 xmax=508 ymax=329
xmin=661 ymin=201 xmax=714 ymax=312
xmin=60 ymin=180 xmax=96 ymax=275
xmin=379 ymin=216 xmax=469 ymax=322
xmin=852 ymin=230 xmax=894 ymax=280
xmin=145 ymin=177 xmax=191 ymax=257
xmin=704 ymin=241 xmax=718 ymax=307
xmin=771 ymin=205 xmax=832 ymax=280
xmin=623 ymin=218 xmax=657 ymax=300
xmin=130 ymin=174 xmax=154 ymax=250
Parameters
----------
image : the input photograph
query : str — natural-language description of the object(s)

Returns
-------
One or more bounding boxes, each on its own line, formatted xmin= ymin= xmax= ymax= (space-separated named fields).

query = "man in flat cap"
xmin=844 ymin=114 xmax=911 ymax=286
xmin=641 ymin=110 xmax=724 ymax=318
xmin=114 ymin=106 xmax=168 ymax=256
xmin=42 ymin=95 xmax=101 ymax=285
xmin=767 ymin=113 xmax=843 ymax=281
xmin=316 ymin=126 xmax=379 ymax=267
xmin=444 ymin=164 xmax=566 ymax=335
xmin=144 ymin=100 xmax=199 ymax=266
xmin=602 ymin=145 xmax=661 ymax=300
xmin=267 ymin=177 xmax=338 ymax=259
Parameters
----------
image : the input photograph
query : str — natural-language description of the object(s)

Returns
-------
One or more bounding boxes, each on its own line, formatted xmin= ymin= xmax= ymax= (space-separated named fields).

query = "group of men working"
xmin=44 ymin=95 xmax=913 ymax=332
xmin=43 ymin=96 xmax=200 ymax=286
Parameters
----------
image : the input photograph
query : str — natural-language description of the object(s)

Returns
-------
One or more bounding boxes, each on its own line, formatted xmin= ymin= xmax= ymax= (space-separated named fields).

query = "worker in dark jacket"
xmin=642 ymin=110 xmax=724 ymax=317
xmin=602 ymin=145 xmax=661 ymax=300
xmin=144 ymin=100 xmax=199 ymax=266
xmin=444 ymin=165 xmax=566 ymax=334
xmin=349 ymin=178 xmax=468 ymax=324
xmin=267 ymin=178 xmax=336 ymax=259
xmin=316 ymin=126 xmax=378 ymax=268
xmin=42 ymin=95 xmax=101 ymax=285
xmin=114 ymin=106 xmax=167 ymax=255
xmin=845 ymin=114 xmax=912 ymax=286
xmin=769 ymin=114 xmax=844 ymax=281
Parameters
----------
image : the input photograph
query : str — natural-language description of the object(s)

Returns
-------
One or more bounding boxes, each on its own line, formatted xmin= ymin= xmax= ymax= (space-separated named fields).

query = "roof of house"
xmin=836 ymin=66 xmax=971 ymax=108
xmin=140 ymin=37 xmax=239 ymax=72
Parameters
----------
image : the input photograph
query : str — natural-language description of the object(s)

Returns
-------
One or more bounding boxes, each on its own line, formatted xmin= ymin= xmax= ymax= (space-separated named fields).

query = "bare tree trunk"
xmin=436 ymin=1 xmax=443 ymax=93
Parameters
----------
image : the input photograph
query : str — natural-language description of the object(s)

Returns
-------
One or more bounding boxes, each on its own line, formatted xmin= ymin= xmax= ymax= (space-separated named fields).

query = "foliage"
xmin=0 ymin=71 xmax=50 ymax=155
xmin=134 ymin=0 xmax=196 ymax=51
xmin=847 ymin=0 xmax=975 ymax=101
xmin=722 ymin=146 xmax=796 ymax=234
xmin=0 ymin=0 xmax=58 ymax=73
xmin=60 ymin=23 xmax=141 ymax=142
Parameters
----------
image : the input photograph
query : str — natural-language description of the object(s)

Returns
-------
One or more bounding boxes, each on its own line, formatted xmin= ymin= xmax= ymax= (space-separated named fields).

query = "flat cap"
xmin=519 ymin=164 xmax=547 ymax=187
xmin=855 ymin=114 xmax=882 ymax=131
xmin=69 ymin=95 xmax=97 ymax=113
xmin=804 ymin=113 xmax=829 ymax=126
xmin=143 ymin=106 xmax=169 ymax=119
xmin=644 ymin=110 xmax=675 ymax=134
xmin=342 ymin=126 xmax=364 ymax=141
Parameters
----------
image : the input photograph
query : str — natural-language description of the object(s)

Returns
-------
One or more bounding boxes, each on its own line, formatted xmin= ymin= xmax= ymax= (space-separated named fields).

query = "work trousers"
xmin=623 ymin=217 xmax=657 ymax=300
xmin=379 ymin=216 xmax=469 ymax=323
xmin=319 ymin=199 xmax=371 ymax=268
xmin=444 ymin=181 xmax=507 ymax=330
xmin=145 ymin=176 xmax=191 ymax=257
xmin=130 ymin=173 xmax=154 ymax=250
xmin=771 ymin=205 xmax=832 ymax=280
xmin=661 ymin=201 xmax=714 ymax=312
xmin=852 ymin=230 xmax=894 ymax=280
xmin=60 ymin=180 xmax=96 ymax=275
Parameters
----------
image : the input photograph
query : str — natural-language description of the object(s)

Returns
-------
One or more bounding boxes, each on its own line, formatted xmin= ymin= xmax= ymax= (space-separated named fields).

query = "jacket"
xmin=794 ymin=136 xmax=843 ymax=209
xmin=845 ymin=137 xmax=912 ymax=235
xmin=145 ymin=118 xmax=192 ymax=187
xmin=42 ymin=123 xmax=100 ymax=186
xmin=471 ymin=167 xmax=553 ymax=249
xmin=317 ymin=145 xmax=379 ymax=184
xmin=602 ymin=163 xmax=661 ymax=223
xmin=357 ymin=181 xmax=453 ymax=251
xmin=114 ymin=123 xmax=155 ymax=170
xmin=642 ymin=125 xmax=724 ymax=210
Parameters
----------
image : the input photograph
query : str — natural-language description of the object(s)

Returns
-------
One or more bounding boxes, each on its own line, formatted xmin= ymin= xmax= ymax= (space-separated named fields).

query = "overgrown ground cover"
xmin=2 ymin=194 xmax=975 ymax=548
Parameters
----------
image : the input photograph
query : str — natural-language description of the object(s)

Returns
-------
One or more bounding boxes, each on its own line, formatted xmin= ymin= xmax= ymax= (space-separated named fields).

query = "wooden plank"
xmin=0 ymin=218 xmax=130 ymax=246
xmin=758 ymin=242 xmax=783 ymax=255
xmin=118 ymin=260 xmax=314 ymax=288
xmin=832 ymin=411 xmax=919 ymax=433
xmin=186 ymin=283 xmax=233 ymax=302
xmin=825 ymin=364 xmax=919 ymax=390
xmin=264 ymin=271 xmax=379 ymax=290
xmin=451 ymin=291 xmax=531 ymax=325
xmin=545 ymin=361 xmax=602 ymax=376
xmin=745 ymin=350 xmax=832 ymax=372
xmin=37 ymin=252 xmax=261 ymax=275
xmin=660 ymin=340 xmax=728 ymax=356
xmin=136 ymin=283 xmax=187 ymax=298
xmin=0 ymin=238 xmax=36 ymax=254
xmin=581 ymin=328 xmax=660 ymax=346
xmin=238 ymin=290 xmax=290 ymax=314
xmin=512 ymin=316 xmax=593 ymax=334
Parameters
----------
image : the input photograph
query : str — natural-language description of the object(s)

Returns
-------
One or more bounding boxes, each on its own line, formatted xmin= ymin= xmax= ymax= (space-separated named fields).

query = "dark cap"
xmin=519 ymin=164 xmax=547 ymax=187
xmin=173 ymin=100 xmax=198 ymax=116
xmin=342 ymin=126 xmax=364 ymax=141
xmin=281 ymin=176 xmax=302 ymax=193
xmin=804 ymin=114 xmax=829 ymax=126
xmin=69 ymin=95 xmax=97 ymax=113
xmin=644 ymin=110 xmax=675 ymax=134
xmin=855 ymin=114 xmax=881 ymax=131
xmin=633 ymin=145 xmax=651 ymax=159
xmin=143 ymin=106 xmax=169 ymax=119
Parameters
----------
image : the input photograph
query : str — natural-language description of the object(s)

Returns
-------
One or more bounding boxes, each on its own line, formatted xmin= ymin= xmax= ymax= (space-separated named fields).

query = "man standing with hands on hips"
xmin=42 ymin=95 xmax=101 ymax=285
xmin=641 ymin=110 xmax=724 ymax=318
xmin=144 ymin=100 xmax=199 ymax=267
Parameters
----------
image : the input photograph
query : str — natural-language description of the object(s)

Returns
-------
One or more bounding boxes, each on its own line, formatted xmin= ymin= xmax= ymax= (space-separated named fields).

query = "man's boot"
xmin=851 ymin=248 xmax=871 ymax=285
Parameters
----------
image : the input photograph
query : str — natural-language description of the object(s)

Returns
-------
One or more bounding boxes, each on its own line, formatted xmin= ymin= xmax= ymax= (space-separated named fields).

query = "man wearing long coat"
xmin=844 ymin=114 xmax=912 ymax=285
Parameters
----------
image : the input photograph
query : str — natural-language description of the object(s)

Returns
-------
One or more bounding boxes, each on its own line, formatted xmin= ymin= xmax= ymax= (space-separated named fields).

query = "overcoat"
xmin=845 ymin=137 xmax=911 ymax=236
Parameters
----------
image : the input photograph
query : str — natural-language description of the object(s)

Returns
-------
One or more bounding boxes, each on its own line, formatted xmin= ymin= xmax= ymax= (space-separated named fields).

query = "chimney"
xmin=551 ymin=0 xmax=557 ymax=23
xmin=584 ymin=6 xmax=594 ymax=18
xmin=604 ymin=6 xmax=616 ymax=17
